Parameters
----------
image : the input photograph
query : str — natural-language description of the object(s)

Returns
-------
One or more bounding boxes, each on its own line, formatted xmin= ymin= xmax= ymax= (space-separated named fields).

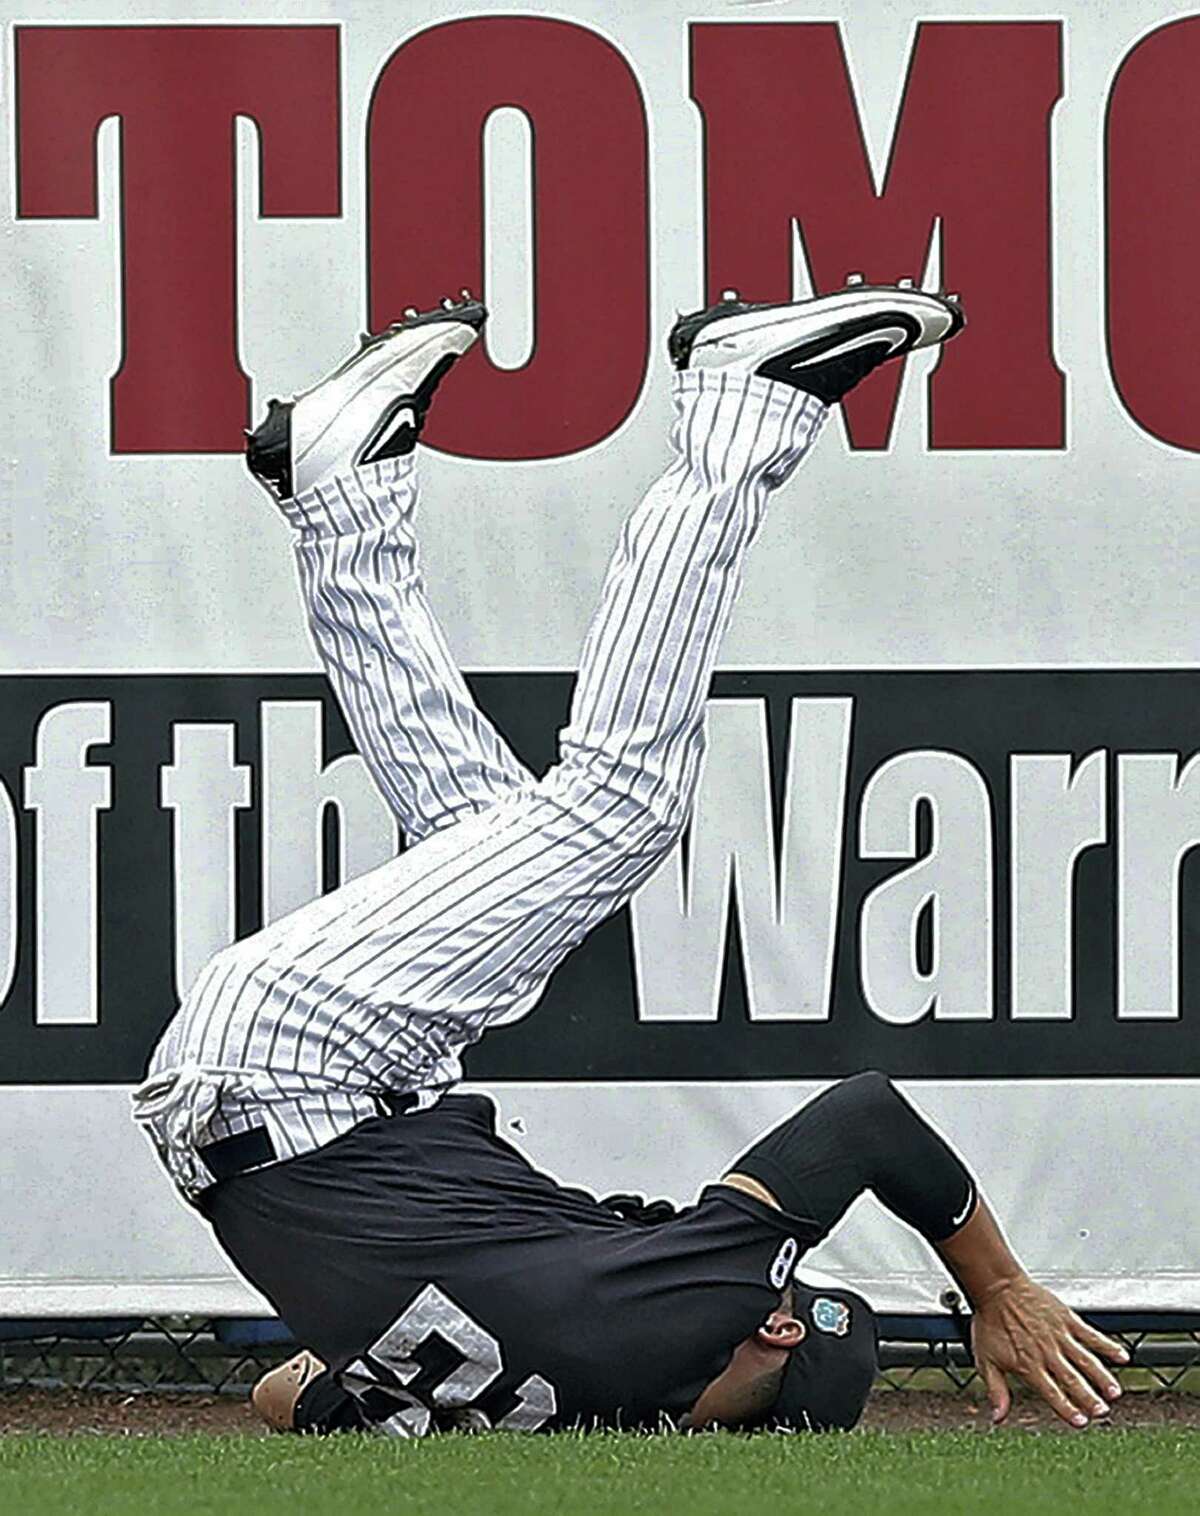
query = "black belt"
xmin=196 ymin=1091 xmax=419 ymax=1182
xmin=197 ymin=1125 xmax=276 ymax=1182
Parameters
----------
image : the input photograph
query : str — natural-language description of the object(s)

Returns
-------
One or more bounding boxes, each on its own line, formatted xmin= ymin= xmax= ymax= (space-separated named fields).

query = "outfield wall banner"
xmin=2 ymin=0 xmax=1198 ymax=1316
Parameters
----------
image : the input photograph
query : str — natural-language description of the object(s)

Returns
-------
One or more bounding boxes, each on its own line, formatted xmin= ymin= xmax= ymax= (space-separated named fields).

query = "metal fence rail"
xmin=2 ymin=1315 xmax=1198 ymax=1399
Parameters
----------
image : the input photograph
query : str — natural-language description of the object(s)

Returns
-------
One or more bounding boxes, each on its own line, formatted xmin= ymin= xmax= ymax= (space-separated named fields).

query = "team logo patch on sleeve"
xmin=769 ymin=1237 xmax=799 ymax=1289
xmin=811 ymin=1297 xmax=852 ymax=1337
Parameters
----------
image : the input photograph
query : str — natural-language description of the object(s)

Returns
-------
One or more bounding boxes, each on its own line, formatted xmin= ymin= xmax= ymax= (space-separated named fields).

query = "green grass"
xmin=1 ymin=1430 xmax=1197 ymax=1516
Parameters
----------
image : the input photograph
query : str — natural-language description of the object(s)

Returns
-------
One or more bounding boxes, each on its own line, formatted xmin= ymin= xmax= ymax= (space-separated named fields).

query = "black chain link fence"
xmin=0 ymin=1319 xmax=286 ymax=1396
xmin=2 ymin=1314 xmax=1198 ymax=1399
xmin=874 ymin=1311 xmax=1200 ymax=1397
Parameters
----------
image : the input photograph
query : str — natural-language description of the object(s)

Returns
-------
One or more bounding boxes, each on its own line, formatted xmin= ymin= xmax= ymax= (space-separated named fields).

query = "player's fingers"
xmin=982 ymin=1361 xmax=1011 ymax=1425
xmin=1063 ymin=1335 xmax=1122 ymax=1404
xmin=1028 ymin=1365 xmax=1091 ymax=1428
xmin=1046 ymin=1353 xmax=1111 ymax=1423
xmin=1073 ymin=1317 xmax=1131 ymax=1367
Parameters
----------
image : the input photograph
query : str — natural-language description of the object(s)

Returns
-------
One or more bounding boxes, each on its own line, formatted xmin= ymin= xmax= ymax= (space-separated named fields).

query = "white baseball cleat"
xmin=251 ymin=1348 xmax=327 ymax=1432
xmin=668 ymin=279 xmax=964 ymax=403
xmin=246 ymin=294 xmax=486 ymax=500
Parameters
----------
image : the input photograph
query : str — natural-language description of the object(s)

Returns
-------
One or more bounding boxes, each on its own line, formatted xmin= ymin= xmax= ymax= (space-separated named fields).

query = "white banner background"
xmin=2 ymin=0 xmax=1198 ymax=1316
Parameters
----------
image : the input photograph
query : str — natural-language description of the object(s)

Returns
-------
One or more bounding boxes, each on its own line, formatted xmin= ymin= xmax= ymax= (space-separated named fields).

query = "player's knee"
xmin=639 ymin=790 xmax=689 ymax=845
xmin=544 ymin=766 xmax=689 ymax=848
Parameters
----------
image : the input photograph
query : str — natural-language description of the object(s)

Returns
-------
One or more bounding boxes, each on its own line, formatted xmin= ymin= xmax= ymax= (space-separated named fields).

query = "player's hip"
xmin=132 ymin=1064 xmax=444 ymax=1200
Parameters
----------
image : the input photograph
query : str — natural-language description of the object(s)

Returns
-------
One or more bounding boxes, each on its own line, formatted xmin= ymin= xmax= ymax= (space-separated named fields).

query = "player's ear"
xmin=756 ymin=1311 xmax=806 ymax=1350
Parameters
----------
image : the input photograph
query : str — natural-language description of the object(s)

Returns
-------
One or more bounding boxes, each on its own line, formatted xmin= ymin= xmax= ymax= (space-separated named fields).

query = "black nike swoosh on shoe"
xmin=790 ymin=325 xmax=913 ymax=367
xmin=358 ymin=397 xmax=421 ymax=466
xmin=378 ymin=406 xmax=417 ymax=445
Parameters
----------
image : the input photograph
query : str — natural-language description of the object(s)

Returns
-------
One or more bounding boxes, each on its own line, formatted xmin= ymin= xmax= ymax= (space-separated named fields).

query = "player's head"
xmin=684 ymin=1280 xmax=878 ymax=1432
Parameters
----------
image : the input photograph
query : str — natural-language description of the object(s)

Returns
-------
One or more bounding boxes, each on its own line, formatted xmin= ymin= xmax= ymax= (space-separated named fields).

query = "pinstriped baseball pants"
xmin=141 ymin=370 xmax=828 ymax=1195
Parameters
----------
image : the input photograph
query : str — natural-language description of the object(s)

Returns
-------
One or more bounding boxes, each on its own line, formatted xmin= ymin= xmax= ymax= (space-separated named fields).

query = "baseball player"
xmin=134 ymin=283 xmax=1128 ymax=1435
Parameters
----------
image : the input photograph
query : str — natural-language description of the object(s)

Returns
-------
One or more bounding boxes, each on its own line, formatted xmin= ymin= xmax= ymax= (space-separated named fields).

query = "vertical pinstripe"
xmin=136 ymin=370 xmax=828 ymax=1196
xmin=293 ymin=455 xmax=533 ymax=840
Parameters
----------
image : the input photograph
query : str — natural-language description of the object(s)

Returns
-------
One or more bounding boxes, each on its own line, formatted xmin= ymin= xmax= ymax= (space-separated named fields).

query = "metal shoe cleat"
xmin=897 ymin=277 xmax=915 ymax=289
xmin=721 ymin=288 xmax=740 ymax=302
xmin=845 ymin=272 xmax=865 ymax=286
xmin=403 ymin=306 xmax=419 ymax=319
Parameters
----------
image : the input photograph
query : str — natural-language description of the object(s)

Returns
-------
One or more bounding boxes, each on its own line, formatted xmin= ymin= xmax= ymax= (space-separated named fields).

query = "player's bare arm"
xmin=711 ymin=1073 xmax=1129 ymax=1430
xmin=940 ymin=1204 xmax=1128 ymax=1428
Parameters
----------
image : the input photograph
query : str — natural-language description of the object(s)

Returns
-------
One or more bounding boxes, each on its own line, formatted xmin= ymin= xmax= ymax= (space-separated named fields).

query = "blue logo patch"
xmin=811 ymin=1297 xmax=852 ymax=1337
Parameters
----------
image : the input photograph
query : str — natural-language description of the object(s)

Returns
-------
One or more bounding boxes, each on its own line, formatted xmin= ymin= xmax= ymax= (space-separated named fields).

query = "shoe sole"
xmin=301 ymin=299 xmax=488 ymax=398
xmin=294 ymin=300 xmax=487 ymax=467
xmin=670 ymin=286 xmax=964 ymax=370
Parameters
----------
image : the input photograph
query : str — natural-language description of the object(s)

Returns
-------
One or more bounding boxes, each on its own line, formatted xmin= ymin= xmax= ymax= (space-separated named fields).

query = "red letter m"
xmin=692 ymin=22 xmax=1063 ymax=450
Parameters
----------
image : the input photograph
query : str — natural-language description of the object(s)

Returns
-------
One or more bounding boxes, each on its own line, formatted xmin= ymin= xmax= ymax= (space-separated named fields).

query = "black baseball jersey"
xmin=203 ymin=1094 xmax=823 ymax=1432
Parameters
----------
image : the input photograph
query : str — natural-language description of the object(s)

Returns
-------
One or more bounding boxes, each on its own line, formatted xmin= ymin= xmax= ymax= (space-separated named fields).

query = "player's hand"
xmin=969 ymin=1276 xmax=1129 ymax=1429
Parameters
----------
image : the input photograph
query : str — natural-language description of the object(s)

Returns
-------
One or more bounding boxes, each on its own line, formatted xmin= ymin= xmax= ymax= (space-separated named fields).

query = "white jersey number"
xmin=342 ymin=1283 xmax=559 ymax=1435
